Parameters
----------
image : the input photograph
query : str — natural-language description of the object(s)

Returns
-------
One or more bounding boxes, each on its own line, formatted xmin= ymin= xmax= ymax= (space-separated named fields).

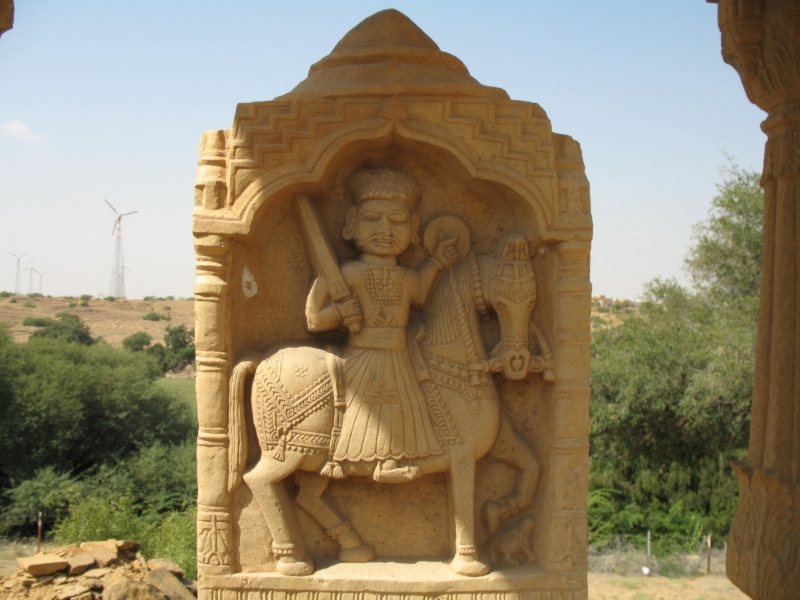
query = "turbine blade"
xmin=121 ymin=211 xmax=138 ymax=216
xmin=9 ymin=252 xmax=16 ymax=258
xmin=105 ymin=199 xmax=118 ymax=214
xmin=111 ymin=216 xmax=120 ymax=235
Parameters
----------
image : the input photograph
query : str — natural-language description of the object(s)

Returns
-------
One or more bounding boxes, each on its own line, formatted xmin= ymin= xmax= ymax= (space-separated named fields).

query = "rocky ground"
xmin=0 ymin=539 xmax=195 ymax=600
xmin=0 ymin=297 xmax=194 ymax=347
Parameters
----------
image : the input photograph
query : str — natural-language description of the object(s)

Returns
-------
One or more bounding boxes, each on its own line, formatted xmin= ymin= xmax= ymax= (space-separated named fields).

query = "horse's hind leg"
xmin=244 ymin=454 xmax=313 ymax=576
xmin=482 ymin=411 xmax=542 ymax=535
xmin=295 ymin=471 xmax=376 ymax=563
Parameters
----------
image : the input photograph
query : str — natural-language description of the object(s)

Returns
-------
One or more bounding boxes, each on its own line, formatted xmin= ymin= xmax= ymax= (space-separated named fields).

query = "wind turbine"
xmin=36 ymin=271 xmax=46 ymax=296
xmin=24 ymin=259 xmax=34 ymax=295
xmin=105 ymin=200 xmax=138 ymax=299
xmin=9 ymin=252 xmax=26 ymax=295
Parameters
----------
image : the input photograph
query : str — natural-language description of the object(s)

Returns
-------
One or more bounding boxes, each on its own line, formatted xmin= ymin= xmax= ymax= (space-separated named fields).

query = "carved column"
xmin=714 ymin=1 xmax=800 ymax=596
xmin=549 ymin=239 xmax=591 ymax=572
xmin=195 ymin=233 xmax=234 ymax=576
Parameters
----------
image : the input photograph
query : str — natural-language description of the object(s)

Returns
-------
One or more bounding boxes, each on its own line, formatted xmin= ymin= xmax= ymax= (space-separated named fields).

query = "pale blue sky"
xmin=0 ymin=1 xmax=765 ymax=299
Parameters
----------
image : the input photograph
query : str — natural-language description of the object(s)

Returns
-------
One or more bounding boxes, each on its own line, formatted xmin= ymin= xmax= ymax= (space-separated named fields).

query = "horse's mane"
xmin=422 ymin=259 xmax=477 ymax=349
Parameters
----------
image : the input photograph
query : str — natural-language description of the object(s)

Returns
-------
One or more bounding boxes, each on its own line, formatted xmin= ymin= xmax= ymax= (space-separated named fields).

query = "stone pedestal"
xmin=194 ymin=10 xmax=591 ymax=600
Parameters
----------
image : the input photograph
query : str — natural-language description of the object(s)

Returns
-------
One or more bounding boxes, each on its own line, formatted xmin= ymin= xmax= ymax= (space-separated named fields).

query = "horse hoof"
xmin=276 ymin=556 xmax=314 ymax=576
xmin=339 ymin=543 xmax=376 ymax=563
xmin=450 ymin=554 xmax=490 ymax=577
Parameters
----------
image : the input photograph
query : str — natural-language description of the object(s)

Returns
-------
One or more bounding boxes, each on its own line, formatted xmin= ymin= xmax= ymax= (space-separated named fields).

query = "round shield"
xmin=423 ymin=215 xmax=472 ymax=260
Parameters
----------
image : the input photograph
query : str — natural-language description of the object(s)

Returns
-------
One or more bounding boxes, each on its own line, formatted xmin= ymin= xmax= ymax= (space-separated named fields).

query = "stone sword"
xmin=295 ymin=194 xmax=362 ymax=334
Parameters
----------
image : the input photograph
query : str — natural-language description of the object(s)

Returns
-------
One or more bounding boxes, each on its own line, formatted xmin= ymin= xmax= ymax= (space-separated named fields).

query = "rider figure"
xmin=305 ymin=168 xmax=460 ymax=482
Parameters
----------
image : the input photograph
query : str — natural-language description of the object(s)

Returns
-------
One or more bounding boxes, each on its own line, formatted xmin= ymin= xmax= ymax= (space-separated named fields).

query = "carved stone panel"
xmin=193 ymin=9 xmax=591 ymax=600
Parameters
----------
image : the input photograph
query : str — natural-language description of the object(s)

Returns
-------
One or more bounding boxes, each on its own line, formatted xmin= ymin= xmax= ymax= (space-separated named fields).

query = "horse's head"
xmin=483 ymin=234 xmax=537 ymax=380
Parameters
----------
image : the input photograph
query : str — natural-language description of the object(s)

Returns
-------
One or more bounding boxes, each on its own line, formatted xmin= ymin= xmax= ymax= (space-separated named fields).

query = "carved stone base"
xmin=726 ymin=462 xmax=800 ymax=599
xmin=201 ymin=561 xmax=587 ymax=600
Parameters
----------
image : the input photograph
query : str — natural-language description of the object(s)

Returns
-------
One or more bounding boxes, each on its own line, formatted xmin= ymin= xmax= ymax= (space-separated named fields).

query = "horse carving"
xmin=227 ymin=167 xmax=550 ymax=577
xmin=228 ymin=231 xmax=550 ymax=577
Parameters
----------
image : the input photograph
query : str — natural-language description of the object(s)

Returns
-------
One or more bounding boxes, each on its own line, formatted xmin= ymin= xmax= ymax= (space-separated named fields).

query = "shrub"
xmin=104 ymin=296 xmax=116 ymax=302
xmin=26 ymin=293 xmax=43 ymax=299
xmin=142 ymin=312 xmax=170 ymax=322
xmin=22 ymin=302 xmax=35 ymax=308
xmin=0 ymin=291 xmax=10 ymax=297
xmin=80 ymin=295 xmax=93 ymax=302
xmin=9 ymin=298 xmax=16 ymax=304
xmin=22 ymin=317 xmax=50 ymax=327
xmin=79 ymin=300 xmax=88 ymax=307
xmin=30 ymin=313 xmax=94 ymax=345
xmin=53 ymin=496 xmax=197 ymax=580
xmin=68 ymin=302 xmax=77 ymax=308
xmin=123 ymin=332 xmax=152 ymax=352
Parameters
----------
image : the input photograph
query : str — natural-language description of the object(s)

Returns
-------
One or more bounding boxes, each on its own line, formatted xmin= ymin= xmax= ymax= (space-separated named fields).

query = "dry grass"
xmin=0 ymin=296 xmax=194 ymax=347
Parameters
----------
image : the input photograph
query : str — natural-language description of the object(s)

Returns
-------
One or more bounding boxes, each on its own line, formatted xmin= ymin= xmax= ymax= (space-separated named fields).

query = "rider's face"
xmin=354 ymin=199 xmax=414 ymax=257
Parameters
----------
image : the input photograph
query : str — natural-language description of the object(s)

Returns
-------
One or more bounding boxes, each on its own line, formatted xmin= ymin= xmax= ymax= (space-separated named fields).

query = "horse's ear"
xmin=497 ymin=234 xmax=531 ymax=261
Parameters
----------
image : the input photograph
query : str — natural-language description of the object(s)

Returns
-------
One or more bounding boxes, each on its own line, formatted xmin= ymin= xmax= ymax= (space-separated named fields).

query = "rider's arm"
xmin=411 ymin=260 xmax=444 ymax=309
xmin=305 ymin=276 xmax=342 ymax=332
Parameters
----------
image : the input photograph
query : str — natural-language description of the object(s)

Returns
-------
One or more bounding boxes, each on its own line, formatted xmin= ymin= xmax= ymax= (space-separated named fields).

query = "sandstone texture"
xmin=194 ymin=7 xmax=591 ymax=600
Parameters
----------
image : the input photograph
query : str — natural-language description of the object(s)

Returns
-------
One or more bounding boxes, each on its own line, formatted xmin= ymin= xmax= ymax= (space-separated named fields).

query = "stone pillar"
xmin=714 ymin=1 xmax=800 ymax=597
xmin=549 ymin=239 xmax=591 ymax=572
xmin=194 ymin=233 xmax=234 ymax=576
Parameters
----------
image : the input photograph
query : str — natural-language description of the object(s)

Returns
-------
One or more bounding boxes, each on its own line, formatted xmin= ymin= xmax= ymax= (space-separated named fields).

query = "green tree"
xmin=686 ymin=162 xmax=763 ymax=300
xmin=589 ymin=163 xmax=762 ymax=552
xmin=29 ymin=313 xmax=94 ymax=345
xmin=123 ymin=331 xmax=152 ymax=352
xmin=0 ymin=326 xmax=194 ymax=487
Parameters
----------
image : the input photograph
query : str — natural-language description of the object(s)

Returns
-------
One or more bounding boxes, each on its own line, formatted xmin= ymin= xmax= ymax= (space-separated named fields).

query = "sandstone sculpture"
xmin=194 ymin=9 xmax=591 ymax=600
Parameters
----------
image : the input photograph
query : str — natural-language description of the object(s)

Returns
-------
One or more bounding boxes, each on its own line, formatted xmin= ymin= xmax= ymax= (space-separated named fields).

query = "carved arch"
xmin=230 ymin=116 xmax=554 ymax=242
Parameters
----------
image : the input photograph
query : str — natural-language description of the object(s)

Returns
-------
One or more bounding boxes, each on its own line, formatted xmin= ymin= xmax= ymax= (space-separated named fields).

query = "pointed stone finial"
xmin=279 ymin=9 xmax=507 ymax=100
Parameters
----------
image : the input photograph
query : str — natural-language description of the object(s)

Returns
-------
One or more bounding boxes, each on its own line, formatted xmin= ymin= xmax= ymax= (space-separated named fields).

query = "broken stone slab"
xmin=82 ymin=578 xmax=104 ymax=590
xmin=79 ymin=542 xmax=116 ymax=552
xmin=67 ymin=553 xmax=96 ymax=576
xmin=35 ymin=574 xmax=57 ymax=586
xmin=83 ymin=568 xmax=110 ymax=579
xmin=17 ymin=554 xmax=69 ymax=576
xmin=144 ymin=569 xmax=195 ymax=600
xmin=57 ymin=583 xmax=90 ymax=600
xmin=145 ymin=560 xmax=182 ymax=579
xmin=135 ymin=553 xmax=149 ymax=573
xmin=102 ymin=572 xmax=168 ymax=600
xmin=73 ymin=593 xmax=94 ymax=600
xmin=51 ymin=544 xmax=80 ymax=558
xmin=109 ymin=540 xmax=140 ymax=553
xmin=90 ymin=545 xmax=119 ymax=568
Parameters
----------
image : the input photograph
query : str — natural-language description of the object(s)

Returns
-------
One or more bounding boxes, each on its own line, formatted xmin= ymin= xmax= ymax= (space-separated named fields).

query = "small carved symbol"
xmin=242 ymin=266 xmax=258 ymax=298
xmin=294 ymin=365 xmax=309 ymax=378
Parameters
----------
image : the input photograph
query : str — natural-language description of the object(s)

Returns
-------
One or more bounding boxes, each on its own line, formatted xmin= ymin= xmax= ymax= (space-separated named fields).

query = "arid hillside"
xmin=0 ymin=297 xmax=194 ymax=347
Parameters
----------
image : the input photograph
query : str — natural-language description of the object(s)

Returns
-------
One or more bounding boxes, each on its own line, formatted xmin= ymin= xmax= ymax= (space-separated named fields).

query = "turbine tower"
xmin=25 ymin=259 xmax=34 ymax=295
xmin=105 ymin=200 xmax=138 ymax=299
xmin=36 ymin=271 xmax=46 ymax=296
xmin=9 ymin=252 xmax=26 ymax=295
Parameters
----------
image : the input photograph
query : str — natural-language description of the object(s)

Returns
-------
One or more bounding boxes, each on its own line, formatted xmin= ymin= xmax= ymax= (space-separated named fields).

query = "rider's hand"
xmin=335 ymin=296 xmax=363 ymax=322
xmin=433 ymin=235 xmax=460 ymax=269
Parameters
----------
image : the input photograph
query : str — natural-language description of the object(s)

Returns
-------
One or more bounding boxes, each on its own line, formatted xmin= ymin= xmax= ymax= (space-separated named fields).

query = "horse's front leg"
xmin=482 ymin=411 xmax=541 ymax=535
xmin=447 ymin=444 xmax=490 ymax=576
xmin=243 ymin=454 xmax=313 ymax=576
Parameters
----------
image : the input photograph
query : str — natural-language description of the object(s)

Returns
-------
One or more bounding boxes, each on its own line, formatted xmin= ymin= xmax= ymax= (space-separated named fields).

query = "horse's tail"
xmin=228 ymin=360 xmax=258 ymax=493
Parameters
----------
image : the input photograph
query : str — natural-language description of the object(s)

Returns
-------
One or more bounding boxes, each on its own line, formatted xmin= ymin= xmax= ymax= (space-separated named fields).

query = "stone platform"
xmin=203 ymin=561 xmax=587 ymax=600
